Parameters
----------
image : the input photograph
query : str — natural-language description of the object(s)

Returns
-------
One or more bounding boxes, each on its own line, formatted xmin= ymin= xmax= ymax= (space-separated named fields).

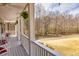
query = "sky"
xmin=42 ymin=3 xmax=79 ymax=15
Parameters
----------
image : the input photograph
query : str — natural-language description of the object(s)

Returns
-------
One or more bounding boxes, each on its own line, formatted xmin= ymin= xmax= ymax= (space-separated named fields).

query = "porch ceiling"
xmin=0 ymin=3 xmax=28 ymax=21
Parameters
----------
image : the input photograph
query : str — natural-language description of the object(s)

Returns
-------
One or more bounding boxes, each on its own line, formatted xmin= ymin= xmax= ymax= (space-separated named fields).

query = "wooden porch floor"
xmin=0 ymin=37 xmax=28 ymax=56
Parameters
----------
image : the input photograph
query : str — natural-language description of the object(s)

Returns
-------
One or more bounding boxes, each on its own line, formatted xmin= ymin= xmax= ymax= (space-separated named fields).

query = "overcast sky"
xmin=42 ymin=3 xmax=79 ymax=15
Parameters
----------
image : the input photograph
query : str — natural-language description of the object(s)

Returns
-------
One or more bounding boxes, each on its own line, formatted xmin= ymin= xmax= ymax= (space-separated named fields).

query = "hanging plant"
xmin=20 ymin=11 xmax=28 ymax=20
xmin=15 ymin=20 xmax=18 ymax=25
xmin=0 ymin=18 xmax=3 ymax=25
xmin=0 ymin=22 xmax=2 ymax=24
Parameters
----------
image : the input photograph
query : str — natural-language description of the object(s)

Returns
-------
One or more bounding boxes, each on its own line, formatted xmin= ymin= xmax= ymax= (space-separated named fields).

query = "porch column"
xmin=28 ymin=3 xmax=35 ymax=56
xmin=29 ymin=3 xmax=35 ymax=41
xmin=4 ymin=23 xmax=9 ymax=35
xmin=17 ymin=18 xmax=21 ymax=41
xmin=0 ymin=24 xmax=2 ymax=39
xmin=20 ymin=18 xmax=24 ymax=35
xmin=15 ymin=23 xmax=17 ymax=36
xmin=5 ymin=23 xmax=8 ymax=33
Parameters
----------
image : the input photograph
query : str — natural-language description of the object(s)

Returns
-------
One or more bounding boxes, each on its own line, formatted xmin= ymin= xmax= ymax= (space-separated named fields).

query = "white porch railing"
xmin=31 ymin=40 xmax=62 ymax=56
xmin=21 ymin=34 xmax=30 ymax=55
xmin=21 ymin=34 xmax=62 ymax=56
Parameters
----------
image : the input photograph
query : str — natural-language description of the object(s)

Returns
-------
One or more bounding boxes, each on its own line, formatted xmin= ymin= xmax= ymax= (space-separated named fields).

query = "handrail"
xmin=31 ymin=40 xmax=62 ymax=56
xmin=21 ymin=34 xmax=31 ymax=55
xmin=21 ymin=34 xmax=29 ymax=40
xmin=21 ymin=34 xmax=62 ymax=56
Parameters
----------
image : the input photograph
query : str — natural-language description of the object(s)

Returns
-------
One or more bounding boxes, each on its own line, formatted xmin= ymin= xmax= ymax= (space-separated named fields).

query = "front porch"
xmin=0 ymin=3 xmax=61 ymax=56
xmin=0 ymin=3 xmax=35 ymax=56
xmin=0 ymin=37 xmax=28 ymax=56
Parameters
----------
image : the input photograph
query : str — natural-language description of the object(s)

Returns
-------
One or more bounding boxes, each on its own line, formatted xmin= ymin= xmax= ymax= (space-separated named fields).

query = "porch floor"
xmin=0 ymin=37 xmax=28 ymax=56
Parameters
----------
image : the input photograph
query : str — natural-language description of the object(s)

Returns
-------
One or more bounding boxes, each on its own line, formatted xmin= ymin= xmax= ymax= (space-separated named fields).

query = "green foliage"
xmin=0 ymin=18 xmax=3 ymax=24
xmin=20 ymin=11 xmax=28 ymax=19
xmin=15 ymin=20 xmax=18 ymax=25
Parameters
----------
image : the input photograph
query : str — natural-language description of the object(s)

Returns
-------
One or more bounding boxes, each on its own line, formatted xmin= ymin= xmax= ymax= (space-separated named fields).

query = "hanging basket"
xmin=0 ymin=22 xmax=2 ymax=25
xmin=20 ymin=11 xmax=28 ymax=20
xmin=15 ymin=20 xmax=18 ymax=25
xmin=0 ymin=18 xmax=3 ymax=25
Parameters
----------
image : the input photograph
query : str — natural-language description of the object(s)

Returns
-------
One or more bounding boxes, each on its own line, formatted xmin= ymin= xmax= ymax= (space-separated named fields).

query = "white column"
xmin=20 ymin=18 xmax=24 ymax=35
xmin=17 ymin=18 xmax=21 ymax=41
xmin=29 ymin=3 xmax=35 ymax=41
xmin=5 ymin=23 xmax=8 ymax=33
xmin=0 ymin=24 xmax=2 ymax=39
xmin=28 ymin=3 xmax=35 ymax=56
xmin=15 ymin=24 xmax=17 ymax=36
xmin=0 ymin=25 xmax=1 ymax=34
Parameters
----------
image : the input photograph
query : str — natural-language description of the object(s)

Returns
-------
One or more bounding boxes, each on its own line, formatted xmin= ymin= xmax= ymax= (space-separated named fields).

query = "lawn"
xmin=38 ymin=34 xmax=79 ymax=56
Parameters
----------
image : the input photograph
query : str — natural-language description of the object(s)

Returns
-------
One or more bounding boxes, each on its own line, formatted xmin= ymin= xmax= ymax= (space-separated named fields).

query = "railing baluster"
xmin=42 ymin=49 xmax=44 ymax=56
xmin=21 ymin=35 xmax=61 ymax=56
xmin=36 ymin=45 xmax=38 ymax=56
xmin=41 ymin=48 xmax=43 ymax=56
xmin=47 ymin=51 xmax=50 ymax=56
xmin=39 ymin=47 xmax=41 ymax=56
xmin=38 ymin=47 xmax=40 ymax=56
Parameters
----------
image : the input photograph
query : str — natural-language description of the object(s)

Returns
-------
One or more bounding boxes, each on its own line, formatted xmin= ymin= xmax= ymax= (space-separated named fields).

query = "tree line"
xmin=35 ymin=12 xmax=79 ymax=36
